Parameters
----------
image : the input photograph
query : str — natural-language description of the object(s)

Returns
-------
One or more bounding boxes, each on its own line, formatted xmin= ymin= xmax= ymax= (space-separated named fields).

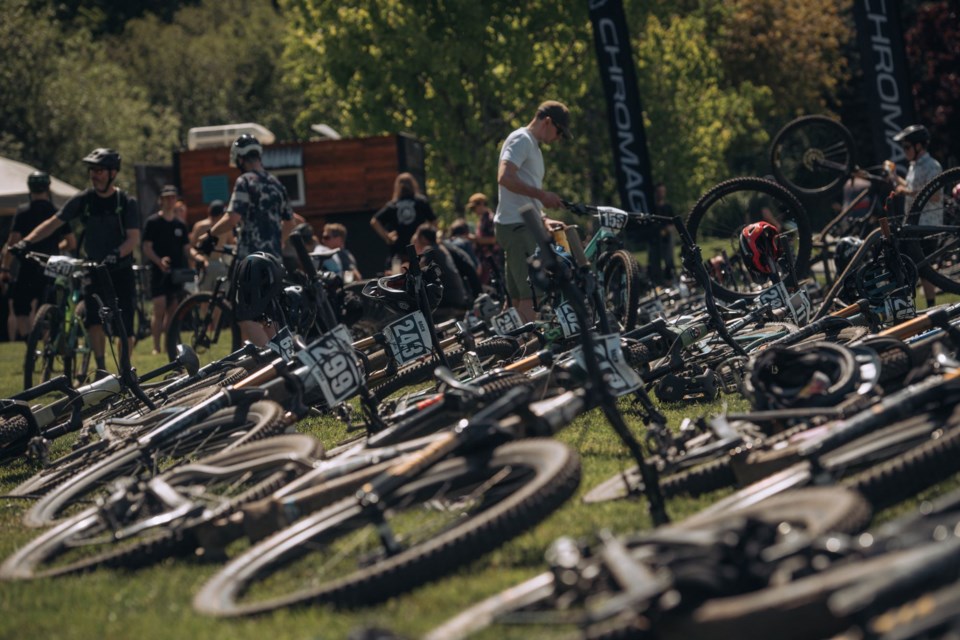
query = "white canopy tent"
xmin=0 ymin=156 xmax=80 ymax=216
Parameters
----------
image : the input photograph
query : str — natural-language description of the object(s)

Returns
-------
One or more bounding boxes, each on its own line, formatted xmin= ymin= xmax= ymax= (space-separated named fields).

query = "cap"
xmin=537 ymin=100 xmax=572 ymax=139
xmin=467 ymin=193 xmax=488 ymax=210
xmin=160 ymin=184 xmax=178 ymax=197
xmin=208 ymin=199 xmax=225 ymax=217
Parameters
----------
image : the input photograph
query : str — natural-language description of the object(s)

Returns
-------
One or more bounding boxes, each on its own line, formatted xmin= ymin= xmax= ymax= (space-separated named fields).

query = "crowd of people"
xmin=1 ymin=103 xmax=943 ymax=361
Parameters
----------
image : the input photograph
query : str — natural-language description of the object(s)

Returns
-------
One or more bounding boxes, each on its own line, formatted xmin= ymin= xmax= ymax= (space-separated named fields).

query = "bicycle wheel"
xmin=601 ymin=249 xmax=642 ymax=332
xmin=904 ymin=167 xmax=960 ymax=294
xmin=0 ymin=434 xmax=324 ymax=580
xmin=770 ymin=115 xmax=856 ymax=195
xmin=166 ymin=292 xmax=241 ymax=363
xmin=686 ymin=177 xmax=812 ymax=301
xmin=22 ymin=400 xmax=288 ymax=528
xmin=194 ymin=438 xmax=581 ymax=616
xmin=23 ymin=303 xmax=73 ymax=390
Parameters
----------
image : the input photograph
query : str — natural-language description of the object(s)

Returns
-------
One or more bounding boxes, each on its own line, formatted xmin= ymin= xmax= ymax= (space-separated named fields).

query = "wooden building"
xmin=165 ymin=133 xmax=426 ymax=278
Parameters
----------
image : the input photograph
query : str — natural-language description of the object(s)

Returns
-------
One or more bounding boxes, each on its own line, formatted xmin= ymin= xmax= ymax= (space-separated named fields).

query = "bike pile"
xmin=2 ymin=116 xmax=960 ymax=639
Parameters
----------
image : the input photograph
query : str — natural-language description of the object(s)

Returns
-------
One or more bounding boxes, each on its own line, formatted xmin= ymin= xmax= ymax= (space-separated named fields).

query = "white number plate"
xmin=297 ymin=325 xmax=363 ymax=407
xmin=266 ymin=326 xmax=296 ymax=362
xmin=555 ymin=301 xmax=581 ymax=338
xmin=383 ymin=311 xmax=433 ymax=366
xmin=595 ymin=206 xmax=629 ymax=232
xmin=491 ymin=307 xmax=524 ymax=336
xmin=757 ymin=281 xmax=810 ymax=326
xmin=43 ymin=255 xmax=81 ymax=278
xmin=571 ymin=333 xmax=643 ymax=396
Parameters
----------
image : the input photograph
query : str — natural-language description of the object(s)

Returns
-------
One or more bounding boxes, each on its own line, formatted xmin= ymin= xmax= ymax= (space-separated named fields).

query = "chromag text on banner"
xmin=587 ymin=0 xmax=655 ymax=214
xmin=852 ymin=0 xmax=916 ymax=165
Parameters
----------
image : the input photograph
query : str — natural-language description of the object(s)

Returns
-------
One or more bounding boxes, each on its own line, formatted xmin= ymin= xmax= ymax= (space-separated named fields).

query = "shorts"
xmin=11 ymin=262 xmax=48 ymax=315
xmin=84 ymin=266 xmax=135 ymax=337
xmin=494 ymin=222 xmax=539 ymax=300
xmin=149 ymin=266 xmax=186 ymax=300
xmin=197 ymin=259 xmax=229 ymax=293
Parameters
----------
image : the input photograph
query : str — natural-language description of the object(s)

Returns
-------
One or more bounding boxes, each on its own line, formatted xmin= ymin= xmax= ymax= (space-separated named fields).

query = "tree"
xmin=115 ymin=0 xmax=306 ymax=144
xmin=0 ymin=0 xmax=180 ymax=187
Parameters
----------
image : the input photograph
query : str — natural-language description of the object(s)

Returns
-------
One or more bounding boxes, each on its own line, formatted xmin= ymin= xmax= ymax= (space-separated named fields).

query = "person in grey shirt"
xmin=494 ymin=100 xmax=570 ymax=321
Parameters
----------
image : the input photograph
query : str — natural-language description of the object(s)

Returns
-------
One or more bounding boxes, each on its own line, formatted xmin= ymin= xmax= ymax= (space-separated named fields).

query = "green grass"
xmin=0 ymin=329 xmax=957 ymax=640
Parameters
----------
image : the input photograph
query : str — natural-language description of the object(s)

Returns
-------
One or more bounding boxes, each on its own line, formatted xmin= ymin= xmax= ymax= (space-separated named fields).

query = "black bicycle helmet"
xmin=27 ymin=171 xmax=50 ymax=193
xmin=892 ymin=124 xmax=930 ymax=146
xmin=234 ymin=252 xmax=285 ymax=321
xmin=745 ymin=341 xmax=860 ymax=411
xmin=230 ymin=134 xmax=263 ymax=169
xmin=81 ymin=148 xmax=121 ymax=171
xmin=279 ymin=285 xmax=315 ymax=335
xmin=361 ymin=263 xmax=444 ymax=315
xmin=739 ymin=221 xmax=781 ymax=274
xmin=833 ymin=236 xmax=864 ymax=276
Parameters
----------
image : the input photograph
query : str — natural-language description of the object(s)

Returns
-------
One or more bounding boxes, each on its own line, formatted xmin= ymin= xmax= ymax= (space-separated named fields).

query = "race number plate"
xmin=570 ymin=333 xmax=643 ymax=396
xmin=383 ymin=311 xmax=433 ymax=366
xmin=555 ymin=301 xmax=581 ymax=338
xmin=595 ymin=207 xmax=629 ymax=232
xmin=757 ymin=281 xmax=810 ymax=326
xmin=297 ymin=324 xmax=363 ymax=407
xmin=43 ymin=255 xmax=79 ymax=278
xmin=491 ymin=308 xmax=524 ymax=336
xmin=266 ymin=326 xmax=296 ymax=362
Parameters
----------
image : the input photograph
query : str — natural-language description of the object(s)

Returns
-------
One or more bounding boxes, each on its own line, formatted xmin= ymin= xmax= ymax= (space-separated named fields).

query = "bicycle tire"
xmin=22 ymin=400 xmax=288 ymax=528
xmin=0 ymin=433 xmax=324 ymax=580
xmin=8 ymin=383 xmax=244 ymax=500
xmin=601 ymin=249 xmax=642 ymax=332
xmin=23 ymin=303 xmax=73 ymax=391
xmin=583 ymin=456 xmax=736 ymax=505
xmin=429 ymin=486 xmax=869 ymax=640
xmin=165 ymin=292 xmax=241 ymax=363
xmin=685 ymin=177 xmax=812 ymax=302
xmin=371 ymin=337 xmax=520 ymax=401
xmin=193 ymin=438 xmax=581 ymax=616
xmin=904 ymin=167 xmax=960 ymax=294
xmin=770 ymin=115 xmax=856 ymax=195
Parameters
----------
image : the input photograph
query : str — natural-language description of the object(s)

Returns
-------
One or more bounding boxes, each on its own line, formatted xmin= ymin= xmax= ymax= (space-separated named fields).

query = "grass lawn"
xmin=0 ymin=321 xmax=957 ymax=639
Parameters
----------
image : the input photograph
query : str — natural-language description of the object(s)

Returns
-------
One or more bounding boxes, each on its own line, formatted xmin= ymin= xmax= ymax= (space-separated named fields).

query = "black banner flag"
xmin=852 ymin=0 xmax=916 ymax=165
xmin=587 ymin=0 xmax=655 ymax=215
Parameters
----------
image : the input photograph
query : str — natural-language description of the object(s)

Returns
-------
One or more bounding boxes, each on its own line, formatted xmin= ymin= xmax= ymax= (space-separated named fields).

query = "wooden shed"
xmin=169 ymin=133 xmax=426 ymax=277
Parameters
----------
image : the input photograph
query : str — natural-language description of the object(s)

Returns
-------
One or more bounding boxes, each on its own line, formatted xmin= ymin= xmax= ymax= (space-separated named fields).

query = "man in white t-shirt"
xmin=494 ymin=100 xmax=570 ymax=321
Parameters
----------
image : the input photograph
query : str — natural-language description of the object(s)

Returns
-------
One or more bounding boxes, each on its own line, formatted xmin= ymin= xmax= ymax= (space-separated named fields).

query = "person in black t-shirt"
xmin=13 ymin=149 xmax=139 ymax=372
xmin=143 ymin=184 xmax=206 ymax=354
xmin=371 ymin=172 xmax=436 ymax=272
xmin=1 ymin=171 xmax=75 ymax=340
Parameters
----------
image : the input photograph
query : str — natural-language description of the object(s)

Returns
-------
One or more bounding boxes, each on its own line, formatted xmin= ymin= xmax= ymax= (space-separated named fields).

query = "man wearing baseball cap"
xmin=494 ymin=100 xmax=570 ymax=321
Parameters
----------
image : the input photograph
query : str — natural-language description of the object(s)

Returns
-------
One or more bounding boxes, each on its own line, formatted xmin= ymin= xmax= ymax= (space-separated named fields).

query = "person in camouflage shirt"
xmin=202 ymin=134 xmax=295 ymax=345
xmin=206 ymin=134 xmax=294 ymax=259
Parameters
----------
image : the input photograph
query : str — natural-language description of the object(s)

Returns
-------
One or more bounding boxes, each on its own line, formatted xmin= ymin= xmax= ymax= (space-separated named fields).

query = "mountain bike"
xmin=165 ymin=246 xmax=240 ymax=362
xmin=21 ymin=253 xmax=96 ymax=390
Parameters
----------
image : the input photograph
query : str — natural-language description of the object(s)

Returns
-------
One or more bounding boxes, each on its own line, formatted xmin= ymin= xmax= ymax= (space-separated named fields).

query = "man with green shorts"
xmin=494 ymin=100 xmax=570 ymax=321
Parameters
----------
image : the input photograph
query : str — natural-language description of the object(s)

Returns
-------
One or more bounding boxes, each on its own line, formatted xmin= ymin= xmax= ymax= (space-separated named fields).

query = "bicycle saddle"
xmin=361 ymin=265 xmax=444 ymax=315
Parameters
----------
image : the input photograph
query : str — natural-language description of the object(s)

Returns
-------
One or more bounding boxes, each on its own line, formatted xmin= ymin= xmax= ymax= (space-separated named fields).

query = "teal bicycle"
xmin=562 ymin=200 xmax=647 ymax=331
xmin=22 ymin=253 xmax=96 ymax=389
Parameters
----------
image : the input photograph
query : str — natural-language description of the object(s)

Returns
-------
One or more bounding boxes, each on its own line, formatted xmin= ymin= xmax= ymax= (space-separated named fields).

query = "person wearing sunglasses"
xmin=494 ymin=100 xmax=571 ymax=322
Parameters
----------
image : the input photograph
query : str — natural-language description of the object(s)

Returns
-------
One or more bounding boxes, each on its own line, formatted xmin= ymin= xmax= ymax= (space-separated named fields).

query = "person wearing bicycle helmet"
xmin=1 ymin=171 xmax=75 ymax=340
xmin=893 ymin=123 xmax=943 ymax=308
xmin=203 ymin=134 xmax=294 ymax=346
xmin=13 ymin=148 xmax=139 ymax=373
xmin=494 ymin=100 xmax=570 ymax=321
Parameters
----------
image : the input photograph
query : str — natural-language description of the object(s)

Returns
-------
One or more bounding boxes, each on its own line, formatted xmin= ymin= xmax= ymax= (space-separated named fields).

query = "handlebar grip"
xmin=564 ymin=227 xmax=589 ymax=268
xmin=520 ymin=205 xmax=552 ymax=247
